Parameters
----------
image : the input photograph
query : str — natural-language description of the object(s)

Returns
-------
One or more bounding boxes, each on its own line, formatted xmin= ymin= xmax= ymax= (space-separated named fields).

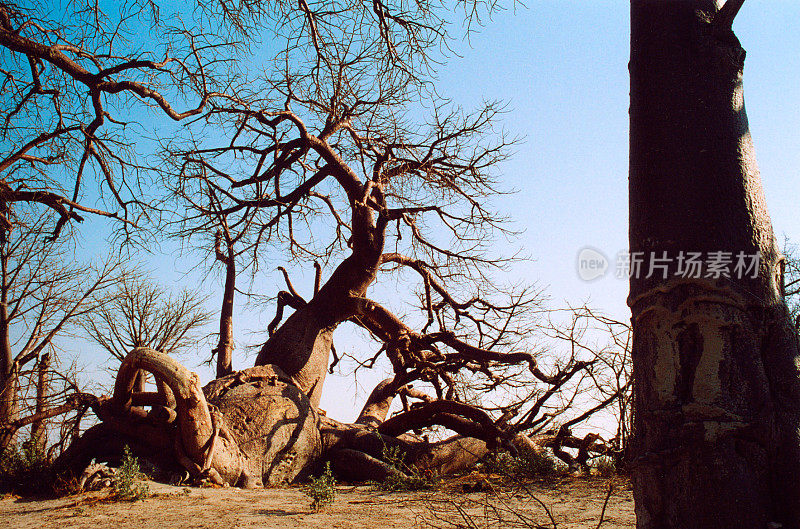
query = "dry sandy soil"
xmin=2 ymin=475 xmax=635 ymax=528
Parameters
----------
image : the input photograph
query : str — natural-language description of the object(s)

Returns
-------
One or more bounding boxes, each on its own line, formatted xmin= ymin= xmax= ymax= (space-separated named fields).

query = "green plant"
xmin=593 ymin=456 xmax=616 ymax=478
xmin=113 ymin=446 xmax=149 ymax=501
xmin=0 ymin=442 xmax=53 ymax=494
xmin=480 ymin=451 xmax=514 ymax=475
xmin=302 ymin=462 xmax=336 ymax=511
xmin=515 ymin=449 xmax=559 ymax=477
xmin=481 ymin=449 xmax=560 ymax=481
xmin=377 ymin=445 xmax=439 ymax=492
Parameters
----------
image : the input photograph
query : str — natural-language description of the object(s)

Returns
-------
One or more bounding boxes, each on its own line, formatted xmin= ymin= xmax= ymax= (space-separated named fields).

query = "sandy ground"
xmin=2 ymin=475 xmax=635 ymax=528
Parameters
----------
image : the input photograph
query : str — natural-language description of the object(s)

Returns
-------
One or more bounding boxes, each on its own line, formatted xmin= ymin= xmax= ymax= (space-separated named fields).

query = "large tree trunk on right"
xmin=629 ymin=1 xmax=800 ymax=527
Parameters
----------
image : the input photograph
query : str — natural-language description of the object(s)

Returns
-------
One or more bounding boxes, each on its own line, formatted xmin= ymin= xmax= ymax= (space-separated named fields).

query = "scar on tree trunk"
xmin=629 ymin=1 xmax=800 ymax=527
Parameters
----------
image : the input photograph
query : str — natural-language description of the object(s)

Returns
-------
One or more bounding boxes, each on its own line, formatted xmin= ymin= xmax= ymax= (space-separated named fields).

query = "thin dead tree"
xmin=167 ymin=173 xmax=261 ymax=378
xmin=9 ymin=355 xmax=95 ymax=460
xmin=0 ymin=209 xmax=121 ymax=456
xmin=80 ymin=275 xmax=211 ymax=390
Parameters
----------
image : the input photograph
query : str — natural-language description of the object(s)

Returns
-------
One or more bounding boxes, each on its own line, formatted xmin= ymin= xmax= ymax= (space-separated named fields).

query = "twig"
xmin=595 ymin=482 xmax=615 ymax=529
xmin=512 ymin=482 xmax=558 ymax=528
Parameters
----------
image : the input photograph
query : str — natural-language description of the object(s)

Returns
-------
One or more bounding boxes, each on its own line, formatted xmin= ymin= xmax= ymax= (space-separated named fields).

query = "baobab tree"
xmin=629 ymin=0 xmax=800 ymax=527
xmin=45 ymin=0 xmax=629 ymax=488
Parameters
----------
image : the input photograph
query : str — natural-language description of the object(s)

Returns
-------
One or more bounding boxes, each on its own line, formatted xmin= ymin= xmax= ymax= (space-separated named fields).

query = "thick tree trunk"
xmin=255 ymin=306 xmax=334 ymax=408
xmin=256 ymin=247 xmax=381 ymax=408
xmin=110 ymin=348 xmax=263 ymax=486
xmin=0 ymin=368 xmax=16 ymax=455
xmin=356 ymin=377 xmax=402 ymax=426
xmin=629 ymin=1 xmax=800 ymax=527
xmin=55 ymin=349 xmax=323 ymax=487
xmin=0 ymin=290 xmax=16 ymax=455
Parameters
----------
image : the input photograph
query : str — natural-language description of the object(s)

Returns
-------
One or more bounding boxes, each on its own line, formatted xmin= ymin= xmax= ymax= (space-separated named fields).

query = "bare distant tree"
xmin=80 ymin=275 xmax=210 ymax=396
xmin=81 ymin=275 xmax=211 ymax=362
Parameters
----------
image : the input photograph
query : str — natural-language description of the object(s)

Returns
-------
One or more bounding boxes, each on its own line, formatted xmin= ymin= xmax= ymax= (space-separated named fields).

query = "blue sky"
xmin=432 ymin=0 xmax=800 ymax=318
xmin=66 ymin=1 xmax=800 ymax=421
xmin=337 ymin=1 xmax=800 ymax=419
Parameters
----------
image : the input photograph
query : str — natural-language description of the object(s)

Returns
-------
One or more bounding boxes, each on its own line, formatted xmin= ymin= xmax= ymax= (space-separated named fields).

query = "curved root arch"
xmin=103 ymin=348 xmax=252 ymax=485
xmin=114 ymin=347 xmax=213 ymax=462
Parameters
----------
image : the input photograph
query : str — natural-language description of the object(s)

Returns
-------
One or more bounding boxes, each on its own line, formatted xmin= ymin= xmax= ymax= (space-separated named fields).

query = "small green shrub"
xmin=480 ymin=451 xmax=516 ymax=476
xmin=515 ymin=448 xmax=559 ymax=477
xmin=593 ymin=456 xmax=616 ymax=478
xmin=0 ymin=442 xmax=53 ymax=494
xmin=376 ymin=445 xmax=438 ymax=492
xmin=481 ymin=449 xmax=559 ymax=481
xmin=113 ymin=446 xmax=149 ymax=501
xmin=302 ymin=462 xmax=336 ymax=511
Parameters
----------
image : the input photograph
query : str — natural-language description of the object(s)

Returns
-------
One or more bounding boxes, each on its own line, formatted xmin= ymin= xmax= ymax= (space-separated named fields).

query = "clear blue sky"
xmin=434 ymin=1 xmax=800 ymax=322
xmin=69 ymin=1 xmax=800 ymax=421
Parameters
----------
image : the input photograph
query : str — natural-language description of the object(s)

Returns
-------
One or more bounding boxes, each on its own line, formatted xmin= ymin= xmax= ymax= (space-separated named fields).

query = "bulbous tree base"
xmin=55 ymin=348 xmax=504 ymax=488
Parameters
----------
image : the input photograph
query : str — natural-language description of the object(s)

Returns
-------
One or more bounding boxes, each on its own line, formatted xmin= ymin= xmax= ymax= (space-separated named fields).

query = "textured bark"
xmin=320 ymin=414 xmax=491 ymax=479
xmin=53 ymin=423 xmax=140 ymax=479
xmin=30 ymin=352 xmax=50 ymax=453
xmin=629 ymin=1 xmax=800 ymax=527
xmin=0 ymin=368 xmax=16 ymax=455
xmin=256 ymin=231 xmax=382 ymax=407
xmin=378 ymin=400 xmax=505 ymax=446
xmin=61 ymin=342 xmax=539 ymax=488
xmin=255 ymin=306 xmax=334 ymax=408
xmin=329 ymin=448 xmax=405 ymax=482
xmin=0 ymin=272 xmax=15 ymax=454
xmin=113 ymin=348 xmax=218 ymax=466
xmin=58 ymin=349 xmax=322 ymax=488
xmin=356 ymin=377 xmax=401 ymax=426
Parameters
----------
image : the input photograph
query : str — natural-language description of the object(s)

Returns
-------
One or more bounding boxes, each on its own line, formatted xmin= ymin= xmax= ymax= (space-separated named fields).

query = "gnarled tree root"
xmin=59 ymin=349 xmax=559 ymax=488
xmin=58 ymin=349 xmax=322 ymax=488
